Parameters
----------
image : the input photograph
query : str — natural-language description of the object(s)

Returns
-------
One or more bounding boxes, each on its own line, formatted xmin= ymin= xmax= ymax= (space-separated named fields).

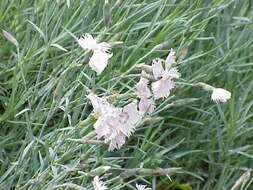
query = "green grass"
xmin=0 ymin=0 xmax=253 ymax=189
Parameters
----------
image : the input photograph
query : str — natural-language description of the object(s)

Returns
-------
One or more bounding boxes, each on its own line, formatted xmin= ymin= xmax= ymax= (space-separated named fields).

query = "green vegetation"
xmin=0 ymin=0 xmax=253 ymax=189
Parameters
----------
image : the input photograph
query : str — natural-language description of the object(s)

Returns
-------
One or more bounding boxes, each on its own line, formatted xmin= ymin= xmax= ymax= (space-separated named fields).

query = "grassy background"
xmin=0 ymin=0 xmax=253 ymax=189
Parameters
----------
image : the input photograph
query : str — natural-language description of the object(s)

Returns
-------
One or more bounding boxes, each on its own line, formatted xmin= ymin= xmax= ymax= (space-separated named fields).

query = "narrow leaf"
xmin=51 ymin=43 xmax=68 ymax=52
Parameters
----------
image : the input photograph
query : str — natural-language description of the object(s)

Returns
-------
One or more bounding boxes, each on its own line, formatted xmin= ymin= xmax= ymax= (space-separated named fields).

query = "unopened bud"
xmin=2 ymin=30 xmax=19 ymax=47
xmin=152 ymin=39 xmax=173 ymax=51
xmin=114 ymin=0 xmax=123 ymax=8
xmin=194 ymin=82 xmax=214 ymax=91
xmin=231 ymin=170 xmax=251 ymax=190
xmin=135 ymin=64 xmax=152 ymax=73
xmin=103 ymin=0 xmax=111 ymax=28
xmin=90 ymin=166 xmax=111 ymax=175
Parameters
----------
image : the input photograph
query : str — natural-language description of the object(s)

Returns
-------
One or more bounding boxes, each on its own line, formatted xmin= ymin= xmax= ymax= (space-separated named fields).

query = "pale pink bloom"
xmin=151 ymin=71 xmax=175 ymax=100
xmin=152 ymin=58 xmax=164 ymax=80
xmin=88 ymin=93 xmax=142 ymax=151
xmin=78 ymin=33 xmax=112 ymax=75
xmin=136 ymin=75 xmax=155 ymax=114
xmin=136 ymin=184 xmax=152 ymax=190
xmin=151 ymin=50 xmax=180 ymax=99
xmin=211 ymin=88 xmax=231 ymax=103
xmin=136 ymin=74 xmax=152 ymax=98
xmin=121 ymin=101 xmax=142 ymax=135
xmin=167 ymin=67 xmax=181 ymax=79
xmin=93 ymin=176 xmax=107 ymax=190
xmin=87 ymin=93 xmax=112 ymax=115
xmin=165 ymin=48 xmax=176 ymax=70
xmin=138 ymin=96 xmax=155 ymax=114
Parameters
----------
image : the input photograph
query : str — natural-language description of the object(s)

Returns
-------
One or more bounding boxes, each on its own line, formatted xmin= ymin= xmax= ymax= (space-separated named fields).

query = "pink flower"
xmin=121 ymin=101 xmax=143 ymax=135
xmin=138 ymin=96 xmax=156 ymax=114
xmin=87 ymin=93 xmax=142 ymax=151
xmin=136 ymin=74 xmax=155 ymax=114
xmin=87 ymin=93 xmax=112 ymax=115
xmin=151 ymin=71 xmax=175 ymax=100
xmin=136 ymin=74 xmax=152 ymax=98
xmin=151 ymin=50 xmax=180 ymax=99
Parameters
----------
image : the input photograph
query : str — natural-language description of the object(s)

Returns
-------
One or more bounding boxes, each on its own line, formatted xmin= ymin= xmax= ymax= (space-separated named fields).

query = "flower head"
xmin=136 ymin=73 xmax=152 ymax=98
xmin=151 ymin=53 xmax=180 ymax=100
xmin=136 ymin=184 xmax=152 ymax=190
xmin=93 ymin=176 xmax=107 ymax=190
xmin=78 ymin=33 xmax=112 ymax=75
xmin=88 ymin=93 xmax=142 ymax=151
xmin=136 ymin=74 xmax=155 ymax=114
xmin=151 ymin=71 xmax=175 ymax=100
xmin=211 ymin=88 xmax=231 ymax=103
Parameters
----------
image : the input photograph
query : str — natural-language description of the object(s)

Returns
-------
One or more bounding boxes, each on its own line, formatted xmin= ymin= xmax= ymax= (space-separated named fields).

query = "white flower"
xmin=93 ymin=176 xmax=107 ymax=190
xmin=78 ymin=33 xmax=110 ymax=52
xmin=136 ymin=184 xmax=152 ymax=190
xmin=87 ymin=93 xmax=142 ymax=151
xmin=89 ymin=50 xmax=113 ymax=75
xmin=78 ymin=33 xmax=112 ymax=75
xmin=211 ymin=88 xmax=231 ymax=103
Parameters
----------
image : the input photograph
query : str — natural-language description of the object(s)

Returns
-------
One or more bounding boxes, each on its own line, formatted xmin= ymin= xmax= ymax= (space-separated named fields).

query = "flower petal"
xmin=87 ymin=93 xmax=113 ymax=115
xmin=123 ymin=100 xmax=142 ymax=125
xmin=136 ymin=184 xmax=152 ymax=190
xmin=93 ymin=176 xmax=107 ymax=190
xmin=138 ymin=96 xmax=155 ymax=114
xmin=89 ymin=50 xmax=113 ymax=75
xmin=211 ymin=88 xmax=231 ymax=103
xmin=136 ymin=75 xmax=152 ymax=98
xmin=165 ymin=49 xmax=176 ymax=70
xmin=152 ymin=58 xmax=165 ymax=80
xmin=151 ymin=76 xmax=175 ymax=100
xmin=167 ymin=67 xmax=181 ymax=79
xmin=78 ymin=33 xmax=98 ymax=51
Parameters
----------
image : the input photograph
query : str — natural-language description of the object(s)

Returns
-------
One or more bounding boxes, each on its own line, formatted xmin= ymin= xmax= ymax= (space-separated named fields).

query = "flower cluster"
xmin=84 ymin=46 xmax=231 ymax=151
xmin=87 ymin=93 xmax=142 ymax=151
xmin=78 ymin=33 xmax=112 ymax=75
xmin=136 ymin=49 xmax=181 ymax=114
